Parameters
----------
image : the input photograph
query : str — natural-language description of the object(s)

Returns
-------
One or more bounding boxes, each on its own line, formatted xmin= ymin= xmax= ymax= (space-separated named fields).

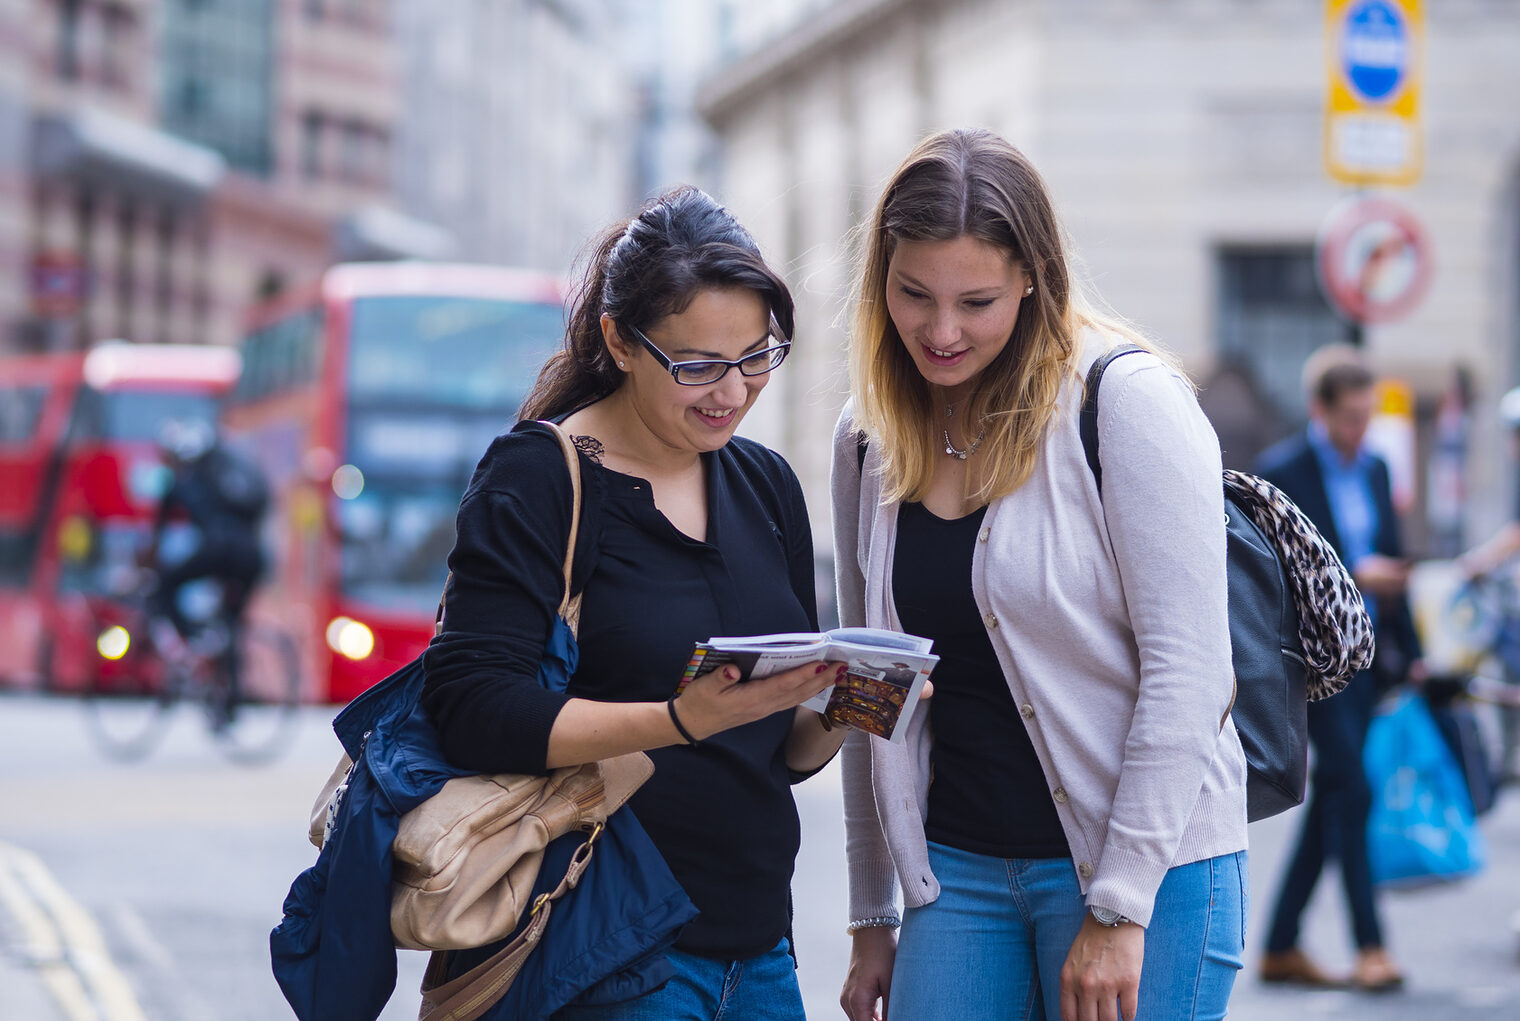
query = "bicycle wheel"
xmin=82 ymin=621 xmax=177 ymax=761
xmin=211 ymin=622 xmax=302 ymax=764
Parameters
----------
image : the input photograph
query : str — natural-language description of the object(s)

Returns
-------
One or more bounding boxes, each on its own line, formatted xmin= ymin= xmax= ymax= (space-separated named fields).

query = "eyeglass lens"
xmin=674 ymin=343 xmax=788 ymax=384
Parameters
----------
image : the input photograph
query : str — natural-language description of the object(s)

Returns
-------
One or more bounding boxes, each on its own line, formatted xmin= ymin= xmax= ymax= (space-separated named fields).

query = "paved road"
xmin=2 ymin=693 xmax=1518 ymax=1020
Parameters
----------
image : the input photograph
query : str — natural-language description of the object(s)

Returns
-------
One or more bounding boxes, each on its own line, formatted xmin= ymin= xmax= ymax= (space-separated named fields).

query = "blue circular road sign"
xmin=1341 ymin=0 xmax=1409 ymax=103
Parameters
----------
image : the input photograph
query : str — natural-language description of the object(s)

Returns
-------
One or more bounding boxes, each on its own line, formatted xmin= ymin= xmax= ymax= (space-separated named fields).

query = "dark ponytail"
xmin=521 ymin=186 xmax=795 ymax=422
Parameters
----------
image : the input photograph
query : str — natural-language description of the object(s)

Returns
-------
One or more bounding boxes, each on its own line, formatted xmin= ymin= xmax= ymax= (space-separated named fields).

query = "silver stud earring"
xmin=1024 ymin=285 xmax=1034 ymax=297
xmin=618 ymin=361 xmax=626 ymax=368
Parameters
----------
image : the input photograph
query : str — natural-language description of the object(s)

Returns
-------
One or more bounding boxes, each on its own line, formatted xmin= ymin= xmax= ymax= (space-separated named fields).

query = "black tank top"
xmin=894 ymin=501 xmax=1069 ymax=859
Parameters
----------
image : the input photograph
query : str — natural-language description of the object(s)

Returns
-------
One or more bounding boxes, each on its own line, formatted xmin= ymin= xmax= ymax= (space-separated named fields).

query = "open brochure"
xmin=679 ymin=627 xmax=937 ymax=743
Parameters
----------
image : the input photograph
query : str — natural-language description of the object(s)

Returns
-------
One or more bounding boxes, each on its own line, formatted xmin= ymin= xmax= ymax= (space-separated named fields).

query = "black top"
xmin=422 ymin=421 xmax=818 ymax=959
xmin=894 ymin=501 xmax=1069 ymax=859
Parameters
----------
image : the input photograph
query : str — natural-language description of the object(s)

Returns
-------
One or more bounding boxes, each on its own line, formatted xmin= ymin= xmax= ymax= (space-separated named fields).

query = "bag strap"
xmin=416 ymin=825 xmax=602 ymax=1021
xmin=434 ymin=421 xmax=586 ymax=637
xmin=416 ymin=423 xmax=591 ymax=1020
xmin=1079 ymin=344 xmax=1146 ymax=497
xmin=543 ymin=422 xmax=586 ymax=635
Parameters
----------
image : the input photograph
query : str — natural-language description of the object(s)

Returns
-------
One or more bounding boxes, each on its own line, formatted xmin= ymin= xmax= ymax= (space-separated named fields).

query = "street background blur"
xmin=4 ymin=0 xmax=1520 ymax=1018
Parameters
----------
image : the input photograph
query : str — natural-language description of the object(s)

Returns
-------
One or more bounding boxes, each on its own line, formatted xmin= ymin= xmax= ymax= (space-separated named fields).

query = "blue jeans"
xmin=890 ymin=842 xmax=1247 ymax=1020
xmin=552 ymin=938 xmax=803 ymax=1021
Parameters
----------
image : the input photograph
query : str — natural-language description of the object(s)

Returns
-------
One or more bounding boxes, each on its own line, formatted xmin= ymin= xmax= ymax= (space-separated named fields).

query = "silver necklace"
xmin=942 ymin=403 xmax=985 ymax=460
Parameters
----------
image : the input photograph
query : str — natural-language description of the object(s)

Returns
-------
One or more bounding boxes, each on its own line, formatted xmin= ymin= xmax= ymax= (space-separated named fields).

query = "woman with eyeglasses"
xmin=422 ymin=185 xmax=846 ymax=1020
xmin=833 ymin=130 xmax=1247 ymax=1021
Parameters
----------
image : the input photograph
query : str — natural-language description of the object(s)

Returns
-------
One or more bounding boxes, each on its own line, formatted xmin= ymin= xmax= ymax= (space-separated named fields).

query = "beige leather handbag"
xmin=390 ymin=750 xmax=652 ymax=951
xmin=307 ymin=423 xmax=651 ymax=1021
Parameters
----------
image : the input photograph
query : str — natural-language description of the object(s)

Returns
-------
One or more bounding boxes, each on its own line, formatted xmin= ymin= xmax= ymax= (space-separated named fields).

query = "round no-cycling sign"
xmin=1315 ymin=196 xmax=1432 ymax=325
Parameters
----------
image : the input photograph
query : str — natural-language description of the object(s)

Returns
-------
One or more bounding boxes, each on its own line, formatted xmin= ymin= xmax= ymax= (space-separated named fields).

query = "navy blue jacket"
xmin=270 ymin=588 xmax=696 ymax=1021
xmin=1255 ymin=431 xmax=1422 ymax=680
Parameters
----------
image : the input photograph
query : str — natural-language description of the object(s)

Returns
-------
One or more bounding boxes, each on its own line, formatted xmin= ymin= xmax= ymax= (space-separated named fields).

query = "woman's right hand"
xmin=841 ymin=925 xmax=897 ymax=1021
xmin=673 ymin=661 xmax=846 ymax=741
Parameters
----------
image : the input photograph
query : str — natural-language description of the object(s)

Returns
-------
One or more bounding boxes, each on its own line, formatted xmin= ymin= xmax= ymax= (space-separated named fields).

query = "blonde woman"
xmin=833 ymin=129 xmax=1247 ymax=1021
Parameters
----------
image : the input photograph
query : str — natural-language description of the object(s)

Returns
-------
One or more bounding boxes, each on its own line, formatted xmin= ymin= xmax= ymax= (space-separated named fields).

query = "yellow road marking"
xmin=0 ymin=841 xmax=147 ymax=1021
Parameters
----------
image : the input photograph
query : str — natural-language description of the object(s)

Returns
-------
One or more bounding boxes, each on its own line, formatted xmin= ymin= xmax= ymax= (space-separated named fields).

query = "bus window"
xmin=234 ymin=309 xmax=321 ymax=405
xmin=347 ymin=296 xmax=563 ymax=410
xmin=335 ymin=480 xmax=461 ymax=613
xmin=68 ymin=388 xmax=220 ymax=444
xmin=0 ymin=385 xmax=48 ymax=443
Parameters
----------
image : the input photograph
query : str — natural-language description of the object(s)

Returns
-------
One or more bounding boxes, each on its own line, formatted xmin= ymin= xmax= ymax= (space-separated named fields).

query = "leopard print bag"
xmin=1222 ymin=469 xmax=1375 ymax=701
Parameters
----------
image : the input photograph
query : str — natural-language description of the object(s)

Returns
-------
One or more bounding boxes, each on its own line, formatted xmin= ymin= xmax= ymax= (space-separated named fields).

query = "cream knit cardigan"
xmin=830 ymin=337 xmax=1248 ymax=928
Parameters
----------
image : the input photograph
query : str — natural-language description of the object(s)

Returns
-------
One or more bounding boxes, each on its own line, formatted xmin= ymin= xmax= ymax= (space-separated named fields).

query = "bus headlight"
xmin=326 ymin=617 xmax=375 ymax=660
xmin=97 ymin=625 xmax=132 ymax=661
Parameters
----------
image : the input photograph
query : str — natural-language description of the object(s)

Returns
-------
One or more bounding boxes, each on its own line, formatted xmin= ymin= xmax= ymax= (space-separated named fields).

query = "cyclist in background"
xmin=144 ymin=419 xmax=269 ymax=717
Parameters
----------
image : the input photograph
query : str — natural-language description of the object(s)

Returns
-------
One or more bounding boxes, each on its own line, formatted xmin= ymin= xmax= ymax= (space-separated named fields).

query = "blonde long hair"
xmin=849 ymin=128 xmax=1173 ymax=505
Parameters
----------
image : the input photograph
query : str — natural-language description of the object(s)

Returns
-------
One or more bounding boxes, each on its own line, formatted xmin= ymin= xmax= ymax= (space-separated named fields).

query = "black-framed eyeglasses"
xmin=624 ymin=323 xmax=791 ymax=386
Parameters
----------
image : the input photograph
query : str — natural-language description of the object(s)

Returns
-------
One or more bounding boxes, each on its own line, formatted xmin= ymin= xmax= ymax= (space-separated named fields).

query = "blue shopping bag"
xmin=1364 ymin=691 xmax=1487 ymax=887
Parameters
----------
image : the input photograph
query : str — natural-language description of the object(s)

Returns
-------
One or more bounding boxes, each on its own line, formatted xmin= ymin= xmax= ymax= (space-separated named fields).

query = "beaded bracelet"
xmin=846 ymin=915 xmax=901 ymax=934
xmin=666 ymin=696 xmax=703 ymax=747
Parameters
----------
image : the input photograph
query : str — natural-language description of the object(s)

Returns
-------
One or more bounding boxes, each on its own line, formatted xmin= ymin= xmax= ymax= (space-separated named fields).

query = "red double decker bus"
xmin=0 ymin=342 xmax=240 ymax=690
xmin=225 ymin=263 xmax=565 ymax=703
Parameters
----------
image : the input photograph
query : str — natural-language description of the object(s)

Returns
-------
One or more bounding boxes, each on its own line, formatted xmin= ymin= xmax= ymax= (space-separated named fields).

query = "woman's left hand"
xmin=1059 ymin=915 xmax=1144 ymax=1021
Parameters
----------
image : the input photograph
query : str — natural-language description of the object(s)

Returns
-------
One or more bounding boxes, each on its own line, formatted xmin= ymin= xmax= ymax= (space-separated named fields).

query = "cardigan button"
xmin=978 ymin=527 xmax=990 ymax=542
xmin=1020 ymin=704 xmax=1035 ymax=720
xmin=984 ymin=612 xmax=999 ymax=629
xmin=1053 ymin=786 xmax=1069 ymax=804
xmin=1078 ymin=861 xmax=1094 ymax=879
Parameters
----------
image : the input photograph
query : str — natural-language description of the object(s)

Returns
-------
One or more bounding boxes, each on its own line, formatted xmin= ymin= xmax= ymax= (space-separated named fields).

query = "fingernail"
xmin=814 ymin=663 xmax=829 ymax=674
xmin=724 ymin=667 xmax=738 ymax=680
xmin=835 ymin=664 xmax=848 ymax=676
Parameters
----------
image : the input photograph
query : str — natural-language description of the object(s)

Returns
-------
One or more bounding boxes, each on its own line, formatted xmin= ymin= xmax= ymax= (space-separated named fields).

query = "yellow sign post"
xmin=1324 ymin=0 xmax=1423 ymax=187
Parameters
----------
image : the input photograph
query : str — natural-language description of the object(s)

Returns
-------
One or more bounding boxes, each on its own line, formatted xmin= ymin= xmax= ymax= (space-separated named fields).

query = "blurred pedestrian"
xmin=834 ymin=128 xmax=1247 ymax=1021
xmin=422 ymin=185 xmax=847 ymax=1019
xmin=1257 ymin=344 xmax=1420 ymax=992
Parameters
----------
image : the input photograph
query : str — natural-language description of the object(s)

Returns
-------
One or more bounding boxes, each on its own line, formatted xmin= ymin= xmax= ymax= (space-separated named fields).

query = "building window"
xmin=302 ymin=111 xmax=325 ymax=179
xmin=370 ymin=128 xmax=391 ymax=188
xmin=159 ymin=0 xmax=275 ymax=175
xmin=116 ymin=202 xmax=138 ymax=339
xmin=101 ymin=4 xmax=135 ymax=89
xmin=1216 ymin=246 xmax=1347 ymax=427
xmin=174 ymin=78 xmax=208 ymax=120
xmin=58 ymin=0 xmax=83 ymax=81
xmin=155 ymin=212 xmax=175 ymax=340
xmin=340 ymin=120 xmax=367 ymax=183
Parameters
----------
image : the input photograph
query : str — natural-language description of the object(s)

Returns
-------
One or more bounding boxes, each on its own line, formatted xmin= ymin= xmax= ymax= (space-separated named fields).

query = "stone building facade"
xmin=392 ymin=0 xmax=637 ymax=274
xmin=2 ymin=0 xmax=404 ymax=354
xmin=699 ymin=0 xmax=1520 ymax=548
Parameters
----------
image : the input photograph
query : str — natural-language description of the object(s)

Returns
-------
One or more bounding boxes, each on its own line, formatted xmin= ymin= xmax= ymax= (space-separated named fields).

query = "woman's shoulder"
xmin=462 ymin=420 xmax=573 ymax=500
xmin=1077 ymin=331 xmax=1197 ymax=419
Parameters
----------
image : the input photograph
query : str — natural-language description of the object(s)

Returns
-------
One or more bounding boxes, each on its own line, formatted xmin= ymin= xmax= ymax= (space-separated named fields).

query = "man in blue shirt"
xmin=1255 ymin=345 xmax=1420 ymax=994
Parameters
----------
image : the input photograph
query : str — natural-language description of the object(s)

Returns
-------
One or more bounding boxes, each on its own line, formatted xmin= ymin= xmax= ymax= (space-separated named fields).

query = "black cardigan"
xmin=422 ymin=420 xmax=819 ymax=959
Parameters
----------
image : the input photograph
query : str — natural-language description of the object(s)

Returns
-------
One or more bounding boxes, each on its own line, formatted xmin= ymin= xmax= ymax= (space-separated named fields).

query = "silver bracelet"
xmin=846 ymin=915 xmax=901 ymax=934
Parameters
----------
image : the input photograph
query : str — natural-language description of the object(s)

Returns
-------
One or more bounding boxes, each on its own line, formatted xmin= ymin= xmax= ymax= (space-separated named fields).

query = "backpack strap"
xmin=1079 ymin=344 xmax=1147 ymax=497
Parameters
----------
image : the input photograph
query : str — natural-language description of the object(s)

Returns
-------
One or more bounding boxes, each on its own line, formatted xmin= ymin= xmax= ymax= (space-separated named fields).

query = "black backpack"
xmin=1081 ymin=345 xmax=1370 ymax=822
xmin=205 ymin=445 xmax=270 ymax=522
